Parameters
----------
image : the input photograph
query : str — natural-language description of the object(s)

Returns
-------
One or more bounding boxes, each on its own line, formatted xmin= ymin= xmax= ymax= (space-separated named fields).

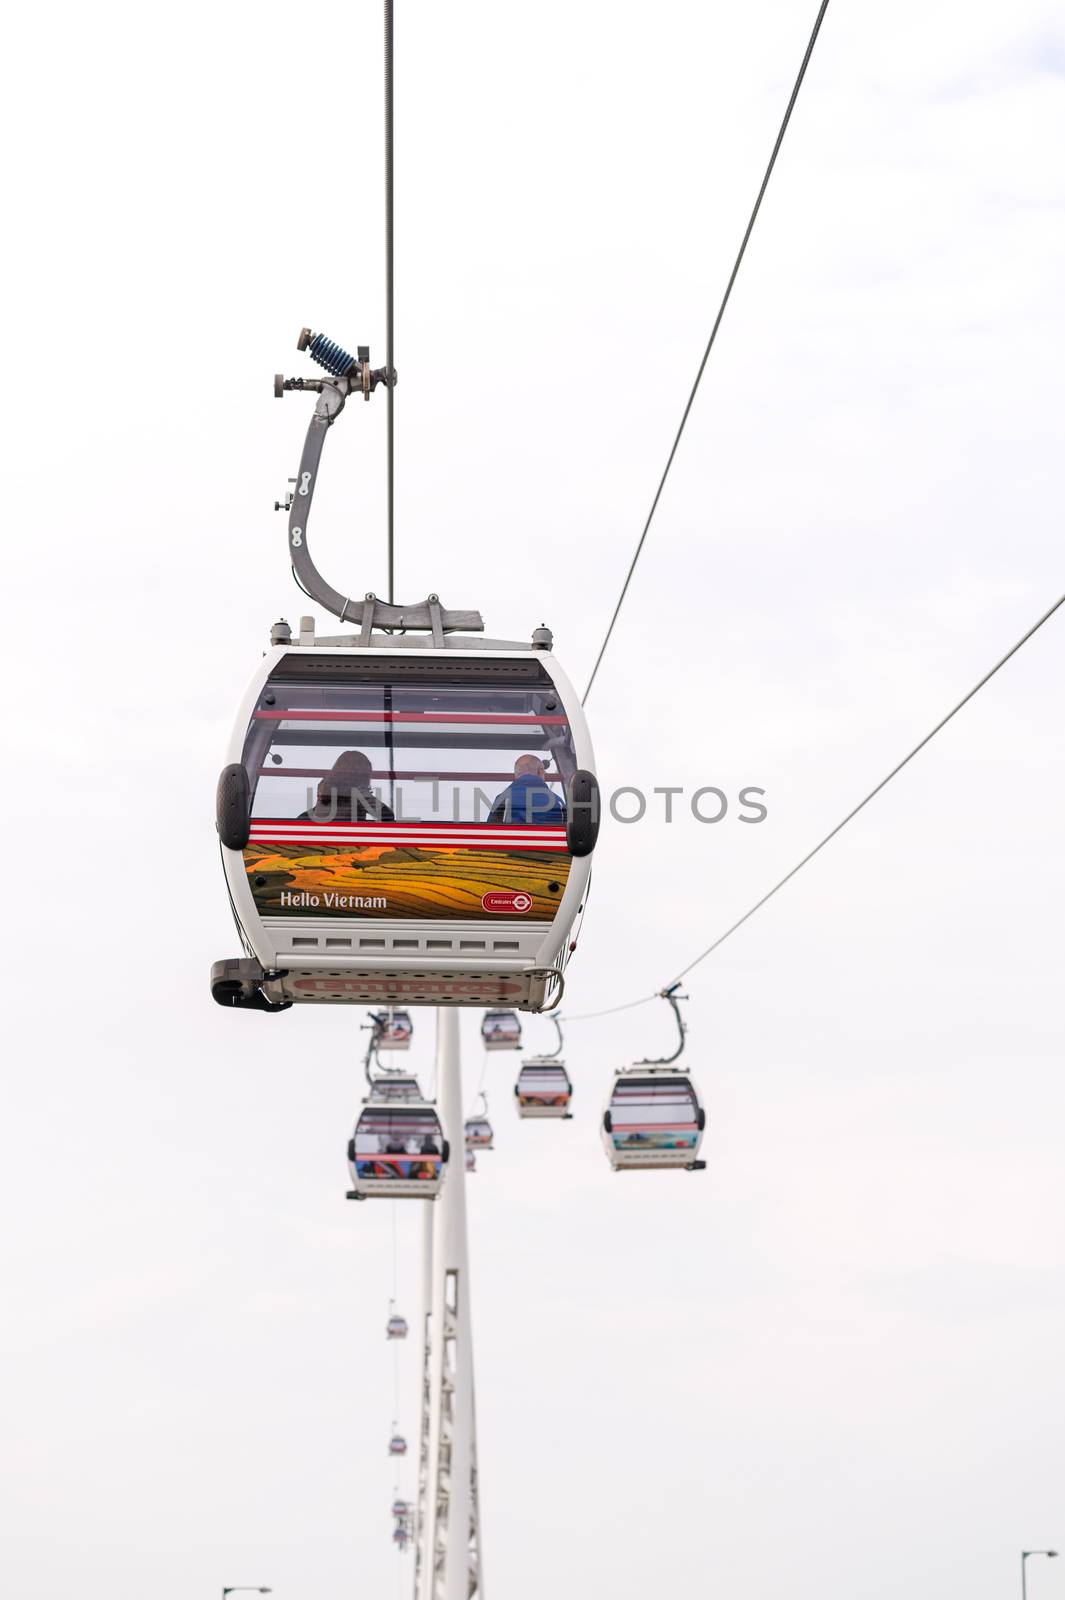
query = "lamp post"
xmin=1022 ymin=1551 xmax=1058 ymax=1600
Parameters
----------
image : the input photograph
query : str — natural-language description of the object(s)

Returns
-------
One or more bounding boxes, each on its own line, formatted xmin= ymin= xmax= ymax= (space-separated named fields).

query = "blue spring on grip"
xmin=306 ymin=332 xmax=356 ymax=378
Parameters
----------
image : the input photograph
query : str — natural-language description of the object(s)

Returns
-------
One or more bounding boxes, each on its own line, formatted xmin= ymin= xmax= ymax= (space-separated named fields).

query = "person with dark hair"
xmin=299 ymin=750 xmax=395 ymax=822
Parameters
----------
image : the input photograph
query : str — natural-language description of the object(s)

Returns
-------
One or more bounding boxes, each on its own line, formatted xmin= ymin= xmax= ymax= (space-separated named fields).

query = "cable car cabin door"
xmin=219 ymin=646 xmax=594 ymax=1010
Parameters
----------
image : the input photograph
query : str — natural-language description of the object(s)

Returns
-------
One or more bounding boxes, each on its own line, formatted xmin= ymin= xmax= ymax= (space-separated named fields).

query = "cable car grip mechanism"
xmin=274 ymin=327 xmax=484 ymax=642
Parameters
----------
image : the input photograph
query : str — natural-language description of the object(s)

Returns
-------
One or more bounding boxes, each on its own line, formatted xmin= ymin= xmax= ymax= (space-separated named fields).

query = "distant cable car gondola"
xmin=392 ymin=1495 xmax=413 ymax=1549
xmin=601 ymin=985 xmax=706 ymax=1172
xmin=347 ymin=1094 xmax=449 ymax=1200
xmin=602 ymin=1068 xmax=706 ymax=1170
xmin=515 ymin=1060 xmax=573 ymax=1119
xmin=386 ymin=1306 xmax=408 ymax=1340
xmin=514 ymin=1014 xmax=571 ymax=1118
xmin=212 ymin=330 xmax=599 ymax=1017
xmin=464 ymin=1092 xmax=494 ymax=1150
xmin=481 ymin=1009 xmax=522 ymax=1051
xmin=388 ymin=1431 xmax=407 ymax=1457
xmin=373 ymin=1008 xmax=413 ymax=1050
xmin=465 ymin=1148 xmax=477 ymax=1172
xmin=369 ymin=1072 xmax=425 ymax=1105
xmin=370 ymin=1073 xmax=424 ymax=1104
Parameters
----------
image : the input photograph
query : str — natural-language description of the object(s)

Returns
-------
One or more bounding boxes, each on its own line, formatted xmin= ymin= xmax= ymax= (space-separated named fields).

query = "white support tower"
xmin=415 ymin=1008 xmax=483 ymax=1600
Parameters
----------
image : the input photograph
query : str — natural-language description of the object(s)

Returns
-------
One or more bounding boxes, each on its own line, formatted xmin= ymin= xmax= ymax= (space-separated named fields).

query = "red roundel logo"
xmin=481 ymin=890 xmax=533 ymax=914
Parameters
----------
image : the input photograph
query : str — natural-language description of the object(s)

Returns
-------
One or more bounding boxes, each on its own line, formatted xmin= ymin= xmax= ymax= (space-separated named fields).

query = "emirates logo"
xmin=481 ymin=890 xmax=533 ymax=914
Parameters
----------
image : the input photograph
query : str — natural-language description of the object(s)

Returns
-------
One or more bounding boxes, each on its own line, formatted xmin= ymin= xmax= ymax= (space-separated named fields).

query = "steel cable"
xmin=569 ymin=589 xmax=1065 ymax=1010
xmin=582 ymin=0 xmax=832 ymax=703
xmin=384 ymin=0 xmax=396 ymax=602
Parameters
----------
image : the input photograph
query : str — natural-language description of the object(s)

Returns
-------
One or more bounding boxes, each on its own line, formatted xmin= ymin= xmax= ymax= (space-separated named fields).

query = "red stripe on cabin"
xmin=611 ymin=1121 xmax=697 ymax=1132
xmin=248 ymin=823 xmax=567 ymax=849
xmin=248 ymin=835 xmax=566 ymax=853
xmin=252 ymin=710 xmax=569 ymax=725
xmin=256 ymin=767 xmax=561 ymax=782
xmin=250 ymin=822 xmax=566 ymax=835
xmin=248 ymin=826 xmax=565 ymax=836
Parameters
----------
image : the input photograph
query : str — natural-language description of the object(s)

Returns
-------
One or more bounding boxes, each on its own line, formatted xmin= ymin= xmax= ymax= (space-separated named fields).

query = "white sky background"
xmin=2 ymin=0 xmax=1063 ymax=1596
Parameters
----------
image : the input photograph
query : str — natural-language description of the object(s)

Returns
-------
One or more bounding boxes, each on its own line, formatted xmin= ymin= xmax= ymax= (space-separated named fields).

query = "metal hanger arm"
xmin=637 ymin=982 xmax=687 ymax=1065
xmin=285 ymin=378 xmax=364 ymax=621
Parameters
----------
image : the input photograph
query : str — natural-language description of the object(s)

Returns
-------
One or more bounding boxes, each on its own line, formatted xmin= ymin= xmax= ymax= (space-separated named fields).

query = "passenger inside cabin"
xmin=487 ymin=754 xmax=565 ymax=825
xmin=300 ymin=750 xmax=396 ymax=822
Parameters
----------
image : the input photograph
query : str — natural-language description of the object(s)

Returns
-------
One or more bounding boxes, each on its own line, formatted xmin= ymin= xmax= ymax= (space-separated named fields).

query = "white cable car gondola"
xmin=514 ymin=1015 xmax=572 ymax=1119
xmin=347 ymin=1095 xmax=449 ymax=1200
xmin=601 ymin=986 xmax=707 ymax=1172
xmin=388 ymin=1431 xmax=407 ymax=1457
xmin=373 ymin=1007 xmax=413 ymax=1050
xmin=392 ymin=1496 xmax=414 ymax=1549
xmin=386 ymin=1307 xmax=409 ymax=1340
xmin=212 ymin=330 xmax=598 ymax=1017
xmin=464 ymin=1092 xmax=494 ymax=1150
xmin=602 ymin=1068 xmax=706 ymax=1170
xmin=369 ymin=1072 xmax=424 ymax=1105
xmin=515 ymin=1061 xmax=573 ymax=1119
xmin=481 ymin=1009 xmax=522 ymax=1051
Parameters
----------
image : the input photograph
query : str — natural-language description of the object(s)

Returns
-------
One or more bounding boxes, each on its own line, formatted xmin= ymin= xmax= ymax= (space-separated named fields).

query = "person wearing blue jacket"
xmin=487 ymin=754 xmax=566 ymax=825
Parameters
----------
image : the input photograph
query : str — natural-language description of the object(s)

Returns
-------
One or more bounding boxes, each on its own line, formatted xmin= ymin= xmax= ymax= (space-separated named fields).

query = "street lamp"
xmin=1022 ymin=1551 xmax=1058 ymax=1600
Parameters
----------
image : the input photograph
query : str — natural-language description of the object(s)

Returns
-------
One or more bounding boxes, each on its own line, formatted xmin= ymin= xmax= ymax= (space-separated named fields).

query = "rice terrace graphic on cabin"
xmin=244 ymin=820 xmax=572 ymax=920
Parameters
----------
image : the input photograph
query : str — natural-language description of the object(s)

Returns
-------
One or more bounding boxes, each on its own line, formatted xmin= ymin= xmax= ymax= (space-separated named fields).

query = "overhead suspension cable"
xmin=562 ymin=992 xmax=658 ymax=1024
xmin=567 ymin=588 xmax=1065 ymax=1014
xmin=384 ymin=0 xmax=396 ymax=602
xmin=670 ymin=589 xmax=1065 ymax=982
xmin=582 ymin=0 xmax=832 ymax=704
xmin=391 ymin=1202 xmax=400 ymax=1423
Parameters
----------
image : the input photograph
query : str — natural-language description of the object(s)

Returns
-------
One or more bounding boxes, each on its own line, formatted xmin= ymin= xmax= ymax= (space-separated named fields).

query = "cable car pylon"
xmin=415 ymin=1009 xmax=483 ymax=1600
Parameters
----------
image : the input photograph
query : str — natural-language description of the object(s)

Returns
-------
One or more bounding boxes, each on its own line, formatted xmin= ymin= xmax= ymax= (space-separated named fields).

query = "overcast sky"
xmin=2 ymin=0 xmax=1063 ymax=1597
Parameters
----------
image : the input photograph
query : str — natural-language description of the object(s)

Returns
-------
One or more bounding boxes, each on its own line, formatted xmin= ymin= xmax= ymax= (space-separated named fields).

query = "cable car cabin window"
xmin=353 ymin=1106 xmax=444 ymax=1182
xmin=243 ymin=663 xmax=577 ymax=826
xmin=239 ymin=659 xmax=578 ymax=925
